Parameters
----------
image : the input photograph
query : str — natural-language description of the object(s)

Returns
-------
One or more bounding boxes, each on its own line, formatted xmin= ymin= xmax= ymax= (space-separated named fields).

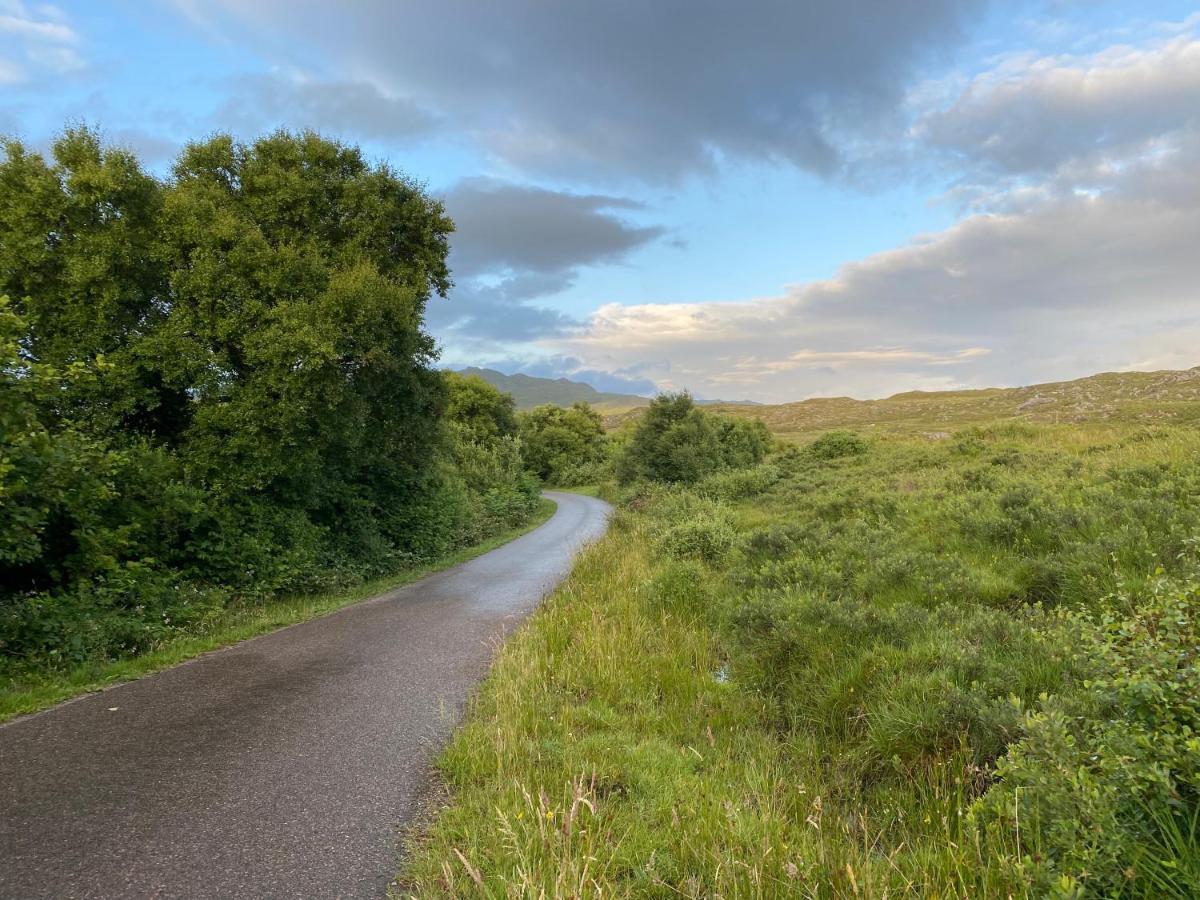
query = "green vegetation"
xmin=401 ymin=411 xmax=1200 ymax=896
xmin=703 ymin=367 xmax=1200 ymax=437
xmin=1 ymin=129 xmax=538 ymax=699
xmin=1 ymin=499 xmax=555 ymax=723
xmin=518 ymin=402 xmax=607 ymax=485
xmin=616 ymin=392 xmax=772 ymax=485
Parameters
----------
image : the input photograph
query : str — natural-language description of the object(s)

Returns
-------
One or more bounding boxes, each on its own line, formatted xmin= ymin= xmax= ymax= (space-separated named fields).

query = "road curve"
xmin=0 ymin=491 xmax=611 ymax=900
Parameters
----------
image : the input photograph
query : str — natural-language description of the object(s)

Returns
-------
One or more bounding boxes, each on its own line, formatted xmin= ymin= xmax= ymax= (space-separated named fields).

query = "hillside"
xmin=456 ymin=367 xmax=651 ymax=412
xmin=605 ymin=366 xmax=1200 ymax=434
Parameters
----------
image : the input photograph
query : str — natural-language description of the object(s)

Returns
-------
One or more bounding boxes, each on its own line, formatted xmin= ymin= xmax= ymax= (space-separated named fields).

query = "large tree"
xmin=0 ymin=128 xmax=461 ymax=652
xmin=156 ymin=132 xmax=454 ymax=529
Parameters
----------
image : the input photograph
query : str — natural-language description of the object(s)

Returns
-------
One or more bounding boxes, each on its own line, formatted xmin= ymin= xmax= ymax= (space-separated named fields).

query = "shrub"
xmin=617 ymin=393 xmax=771 ymax=485
xmin=518 ymin=402 xmax=607 ymax=484
xmin=661 ymin=512 xmax=737 ymax=564
xmin=973 ymin=578 xmax=1200 ymax=897
xmin=698 ymin=464 xmax=781 ymax=501
xmin=804 ymin=430 xmax=870 ymax=460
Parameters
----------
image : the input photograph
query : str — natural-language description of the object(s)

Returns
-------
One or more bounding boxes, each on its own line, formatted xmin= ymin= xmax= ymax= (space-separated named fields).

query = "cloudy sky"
xmin=3 ymin=1 xmax=1198 ymax=402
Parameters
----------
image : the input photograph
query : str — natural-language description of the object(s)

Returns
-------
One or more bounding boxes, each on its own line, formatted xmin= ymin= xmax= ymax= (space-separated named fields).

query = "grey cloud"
xmin=427 ymin=178 xmax=666 ymax=354
xmin=180 ymin=0 xmax=988 ymax=182
xmin=427 ymin=273 xmax=578 ymax=344
xmin=218 ymin=74 xmax=436 ymax=141
xmin=443 ymin=178 xmax=664 ymax=277
xmin=553 ymin=145 xmax=1200 ymax=401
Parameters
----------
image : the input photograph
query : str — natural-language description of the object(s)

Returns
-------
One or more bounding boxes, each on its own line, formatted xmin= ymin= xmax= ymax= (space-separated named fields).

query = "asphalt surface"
xmin=0 ymin=491 xmax=611 ymax=900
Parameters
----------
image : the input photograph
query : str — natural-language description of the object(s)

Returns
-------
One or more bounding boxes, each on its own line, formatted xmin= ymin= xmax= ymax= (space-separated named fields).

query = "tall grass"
xmin=399 ymin=423 xmax=1200 ymax=897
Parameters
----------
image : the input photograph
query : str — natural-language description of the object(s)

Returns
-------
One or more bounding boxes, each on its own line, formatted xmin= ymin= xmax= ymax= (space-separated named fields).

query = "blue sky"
xmin=3 ymin=1 xmax=1199 ymax=401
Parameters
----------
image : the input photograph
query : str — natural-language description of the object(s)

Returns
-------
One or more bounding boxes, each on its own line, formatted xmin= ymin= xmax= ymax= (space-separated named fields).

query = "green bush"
xmin=973 ymin=578 xmax=1200 ymax=897
xmin=616 ymin=392 xmax=771 ymax=485
xmin=518 ymin=402 xmax=606 ymax=484
xmin=804 ymin=429 xmax=870 ymax=460
xmin=661 ymin=510 xmax=737 ymax=564
xmin=698 ymin=463 xmax=781 ymax=500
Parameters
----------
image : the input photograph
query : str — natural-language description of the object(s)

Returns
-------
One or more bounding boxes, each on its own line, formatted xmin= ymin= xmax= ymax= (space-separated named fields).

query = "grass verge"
xmin=396 ymin=510 xmax=810 ymax=897
xmin=0 ymin=497 xmax=557 ymax=724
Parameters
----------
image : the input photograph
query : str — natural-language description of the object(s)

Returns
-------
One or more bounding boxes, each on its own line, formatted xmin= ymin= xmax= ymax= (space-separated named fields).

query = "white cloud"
xmin=0 ymin=1 xmax=83 ymax=80
xmin=916 ymin=30 xmax=1200 ymax=194
xmin=549 ymin=170 xmax=1200 ymax=401
xmin=534 ymin=21 xmax=1200 ymax=402
xmin=0 ymin=55 xmax=23 ymax=83
xmin=0 ymin=4 xmax=76 ymax=45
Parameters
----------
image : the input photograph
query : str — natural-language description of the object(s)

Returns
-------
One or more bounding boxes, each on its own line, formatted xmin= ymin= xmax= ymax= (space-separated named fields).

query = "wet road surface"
xmin=0 ymin=491 xmax=611 ymax=899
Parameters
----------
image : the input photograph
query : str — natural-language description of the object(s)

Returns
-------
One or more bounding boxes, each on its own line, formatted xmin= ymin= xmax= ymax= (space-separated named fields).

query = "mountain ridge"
xmin=602 ymin=366 xmax=1200 ymax=433
xmin=455 ymin=367 xmax=759 ymax=411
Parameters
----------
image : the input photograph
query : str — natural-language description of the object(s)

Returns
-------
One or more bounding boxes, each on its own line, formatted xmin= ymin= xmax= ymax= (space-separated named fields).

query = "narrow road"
xmin=0 ymin=491 xmax=610 ymax=900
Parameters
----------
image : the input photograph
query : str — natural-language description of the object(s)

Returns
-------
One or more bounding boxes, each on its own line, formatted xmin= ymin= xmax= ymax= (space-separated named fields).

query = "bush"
xmin=661 ymin=511 xmax=737 ymax=564
xmin=804 ymin=430 xmax=870 ymax=460
xmin=973 ymin=578 xmax=1200 ymax=897
xmin=617 ymin=393 xmax=771 ymax=485
xmin=698 ymin=464 xmax=781 ymax=500
xmin=518 ymin=402 xmax=606 ymax=484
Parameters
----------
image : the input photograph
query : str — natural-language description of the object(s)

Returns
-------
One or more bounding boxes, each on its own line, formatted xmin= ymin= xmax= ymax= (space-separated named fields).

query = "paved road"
xmin=0 ymin=491 xmax=610 ymax=900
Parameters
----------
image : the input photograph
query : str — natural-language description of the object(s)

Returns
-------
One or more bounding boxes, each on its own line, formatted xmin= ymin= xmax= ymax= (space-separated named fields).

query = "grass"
xmin=399 ymin=419 xmax=1200 ymax=897
xmin=0 ymin=497 xmax=557 ymax=724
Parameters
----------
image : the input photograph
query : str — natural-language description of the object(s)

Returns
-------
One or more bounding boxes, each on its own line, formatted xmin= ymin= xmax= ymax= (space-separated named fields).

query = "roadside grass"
xmin=399 ymin=422 xmax=1200 ymax=896
xmin=0 ymin=498 xmax=557 ymax=723
xmin=396 ymin=512 xmax=815 ymax=897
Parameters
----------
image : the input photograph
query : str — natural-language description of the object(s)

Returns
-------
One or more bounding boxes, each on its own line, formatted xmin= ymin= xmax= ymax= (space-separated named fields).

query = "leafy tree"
xmin=156 ymin=132 xmax=453 ymax=533
xmin=0 ymin=130 xmax=182 ymax=440
xmin=519 ymin=402 xmax=606 ymax=483
xmin=444 ymin=371 xmax=518 ymax=445
xmin=616 ymin=392 xmax=771 ymax=484
xmin=441 ymin=372 xmax=537 ymax=535
xmin=0 ymin=128 xmax=545 ymax=668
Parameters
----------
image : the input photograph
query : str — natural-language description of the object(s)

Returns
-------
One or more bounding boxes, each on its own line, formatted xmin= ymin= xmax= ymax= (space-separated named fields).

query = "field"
xmin=400 ymin=373 xmax=1200 ymax=897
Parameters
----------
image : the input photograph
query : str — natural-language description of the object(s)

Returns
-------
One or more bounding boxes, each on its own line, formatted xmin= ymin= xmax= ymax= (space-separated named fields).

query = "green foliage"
xmin=804 ymin=428 xmax=870 ymax=459
xmin=974 ymin=578 xmax=1200 ymax=896
xmin=616 ymin=392 xmax=771 ymax=484
xmin=442 ymin=372 xmax=539 ymax=542
xmin=517 ymin=402 xmax=606 ymax=484
xmin=661 ymin=506 xmax=737 ymax=564
xmin=0 ymin=128 xmax=537 ymax=672
xmin=697 ymin=463 xmax=781 ymax=500
xmin=444 ymin=371 xmax=518 ymax=444
xmin=403 ymin=419 xmax=1200 ymax=896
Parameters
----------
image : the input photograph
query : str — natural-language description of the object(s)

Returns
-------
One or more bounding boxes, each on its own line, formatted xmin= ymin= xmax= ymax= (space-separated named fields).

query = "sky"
xmin=2 ymin=1 xmax=1199 ymax=403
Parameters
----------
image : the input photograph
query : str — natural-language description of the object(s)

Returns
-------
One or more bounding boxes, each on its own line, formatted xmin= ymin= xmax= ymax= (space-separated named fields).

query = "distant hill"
xmin=604 ymin=367 xmax=1200 ymax=435
xmin=455 ymin=367 xmax=652 ymax=412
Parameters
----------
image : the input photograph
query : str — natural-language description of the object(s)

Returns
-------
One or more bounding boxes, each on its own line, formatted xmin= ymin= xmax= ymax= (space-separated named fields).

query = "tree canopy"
xmin=616 ymin=392 xmax=771 ymax=484
xmin=518 ymin=402 xmax=606 ymax=483
xmin=0 ymin=128 xmax=539 ymax=668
